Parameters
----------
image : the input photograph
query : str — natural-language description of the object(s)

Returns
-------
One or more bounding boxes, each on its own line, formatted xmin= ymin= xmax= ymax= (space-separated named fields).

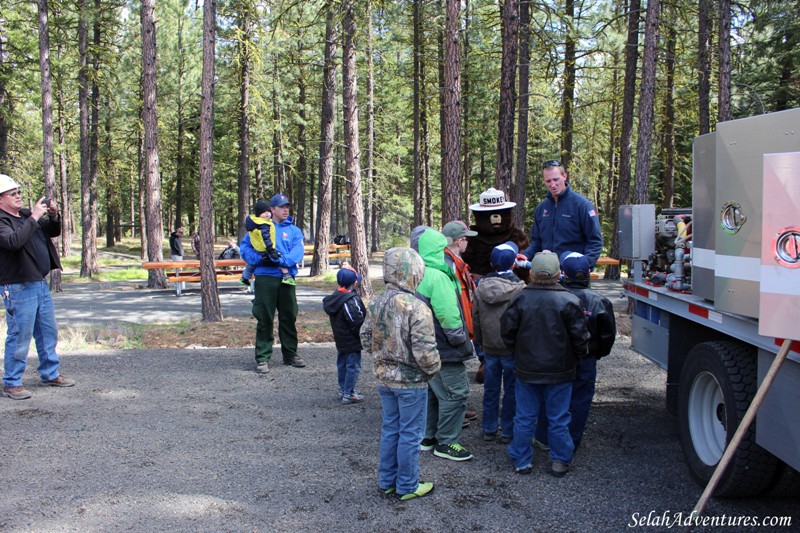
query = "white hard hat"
xmin=0 ymin=174 xmax=21 ymax=195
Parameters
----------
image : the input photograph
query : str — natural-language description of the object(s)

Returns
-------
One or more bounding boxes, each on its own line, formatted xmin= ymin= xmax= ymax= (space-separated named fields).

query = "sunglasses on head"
xmin=542 ymin=160 xmax=563 ymax=169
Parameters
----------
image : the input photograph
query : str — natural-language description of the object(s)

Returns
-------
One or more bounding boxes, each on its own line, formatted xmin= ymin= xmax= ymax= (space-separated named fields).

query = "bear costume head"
xmin=461 ymin=188 xmax=530 ymax=278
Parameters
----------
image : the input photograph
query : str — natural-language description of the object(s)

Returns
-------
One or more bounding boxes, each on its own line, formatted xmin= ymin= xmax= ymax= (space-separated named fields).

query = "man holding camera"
xmin=0 ymin=174 xmax=74 ymax=400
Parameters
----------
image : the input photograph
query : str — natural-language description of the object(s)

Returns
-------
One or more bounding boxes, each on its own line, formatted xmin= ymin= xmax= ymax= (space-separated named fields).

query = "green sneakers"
xmin=433 ymin=443 xmax=474 ymax=462
xmin=281 ymin=276 xmax=297 ymax=286
xmin=398 ymin=481 xmax=434 ymax=501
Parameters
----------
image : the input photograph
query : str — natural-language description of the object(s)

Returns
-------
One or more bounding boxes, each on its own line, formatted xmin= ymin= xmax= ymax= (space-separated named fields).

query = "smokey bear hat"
xmin=469 ymin=187 xmax=517 ymax=212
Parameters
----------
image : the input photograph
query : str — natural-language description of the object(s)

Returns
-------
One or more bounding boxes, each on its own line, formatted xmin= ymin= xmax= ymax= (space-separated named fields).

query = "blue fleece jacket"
xmin=240 ymin=216 xmax=304 ymax=277
xmin=522 ymin=183 xmax=603 ymax=268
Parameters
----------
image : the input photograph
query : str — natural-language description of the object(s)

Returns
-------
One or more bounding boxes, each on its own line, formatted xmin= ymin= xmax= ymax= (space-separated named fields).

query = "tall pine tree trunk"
xmin=341 ymin=1 xmax=372 ymax=297
xmin=56 ymin=40 xmax=71 ymax=256
xmin=237 ymin=4 xmax=253 ymax=241
xmin=199 ymin=0 xmax=222 ymax=320
xmin=441 ymin=0 xmax=463 ymax=223
xmin=632 ymin=0 xmax=660 ymax=205
xmin=512 ymin=0 xmax=531 ymax=230
xmin=38 ymin=0 xmax=62 ymax=292
xmin=141 ymin=0 xmax=167 ymax=288
xmin=560 ymin=0 xmax=576 ymax=170
xmin=79 ymin=0 xmax=98 ymax=278
xmin=606 ymin=0 xmax=640 ymax=280
xmin=365 ymin=0 xmax=377 ymax=252
xmin=311 ymin=2 xmax=337 ymax=277
xmin=662 ymin=17 xmax=676 ymax=207
xmin=717 ymin=0 xmax=732 ymax=122
xmin=494 ymin=0 xmax=517 ymax=193
xmin=697 ymin=0 xmax=711 ymax=134
xmin=412 ymin=0 xmax=424 ymax=227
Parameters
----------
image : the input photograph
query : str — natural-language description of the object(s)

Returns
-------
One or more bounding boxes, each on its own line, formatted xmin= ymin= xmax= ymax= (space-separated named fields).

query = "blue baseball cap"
xmin=337 ymin=267 xmax=362 ymax=288
xmin=269 ymin=193 xmax=292 ymax=208
xmin=560 ymin=251 xmax=591 ymax=280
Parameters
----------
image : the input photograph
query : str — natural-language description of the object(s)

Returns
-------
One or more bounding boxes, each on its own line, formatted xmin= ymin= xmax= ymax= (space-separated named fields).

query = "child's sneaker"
xmin=341 ymin=392 xmax=364 ymax=404
xmin=433 ymin=442 xmax=474 ymax=462
xmin=419 ymin=438 xmax=437 ymax=451
xmin=239 ymin=277 xmax=250 ymax=286
xmin=397 ymin=481 xmax=434 ymax=501
xmin=282 ymin=275 xmax=297 ymax=286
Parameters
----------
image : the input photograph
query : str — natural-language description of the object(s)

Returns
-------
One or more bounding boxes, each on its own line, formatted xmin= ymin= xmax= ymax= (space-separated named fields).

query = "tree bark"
xmin=237 ymin=3 xmax=253 ymax=241
xmin=0 ymin=18 xmax=8 ymax=170
xmin=512 ymin=0 xmax=531 ymax=230
xmin=662 ymin=17 xmax=676 ymax=208
xmin=606 ymin=0 xmax=641 ymax=280
xmin=560 ymin=0 xmax=576 ymax=171
xmin=412 ymin=0 xmax=424 ymax=227
xmin=141 ymin=0 xmax=167 ymax=288
xmin=365 ymin=0 xmax=377 ymax=252
xmin=296 ymin=65 xmax=308 ymax=236
xmin=494 ymin=0 xmax=517 ymax=194
xmin=311 ymin=2 xmax=337 ymax=277
xmin=717 ymin=0 xmax=732 ymax=122
xmin=56 ymin=40 xmax=71 ymax=256
xmin=341 ymin=1 xmax=372 ymax=297
xmin=79 ymin=0 xmax=98 ymax=278
xmin=632 ymin=0 xmax=660 ymax=205
xmin=198 ymin=0 xmax=222 ymax=321
xmin=697 ymin=0 xmax=711 ymax=134
xmin=37 ymin=0 xmax=62 ymax=292
xmin=441 ymin=0 xmax=463 ymax=223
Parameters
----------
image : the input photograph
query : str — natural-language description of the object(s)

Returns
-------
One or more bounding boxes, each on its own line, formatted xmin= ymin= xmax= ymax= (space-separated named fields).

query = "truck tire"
xmin=677 ymin=341 xmax=777 ymax=497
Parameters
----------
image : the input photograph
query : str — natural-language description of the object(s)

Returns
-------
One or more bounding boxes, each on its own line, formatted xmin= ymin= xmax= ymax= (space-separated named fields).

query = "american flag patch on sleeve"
xmin=589 ymin=209 xmax=597 ymax=217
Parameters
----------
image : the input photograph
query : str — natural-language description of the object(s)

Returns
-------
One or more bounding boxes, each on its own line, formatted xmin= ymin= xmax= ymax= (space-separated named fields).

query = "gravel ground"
xmin=1 ymin=336 xmax=796 ymax=532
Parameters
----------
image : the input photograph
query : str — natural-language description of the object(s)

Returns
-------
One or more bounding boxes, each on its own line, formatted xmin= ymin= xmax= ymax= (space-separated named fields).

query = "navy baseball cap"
xmin=269 ymin=193 xmax=292 ymax=208
xmin=337 ymin=267 xmax=362 ymax=288
xmin=560 ymin=251 xmax=591 ymax=280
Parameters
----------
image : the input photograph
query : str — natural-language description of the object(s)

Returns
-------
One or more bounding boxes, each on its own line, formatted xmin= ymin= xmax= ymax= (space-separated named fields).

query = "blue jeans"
xmin=570 ymin=357 xmax=597 ymax=448
xmin=337 ymin=351 xmax=362 ymax=396
xmin=481 ymin=354 xmax=516 ymax=438
xmin=242 ymin=263 xmax=255 ymax=280
xmin=2 ymin=280 xmax=62 ymax=387
xmin=378 ymin=386 xmax=428 ymax=494
xmin=508 ymin=380 xmax=573 ymax=469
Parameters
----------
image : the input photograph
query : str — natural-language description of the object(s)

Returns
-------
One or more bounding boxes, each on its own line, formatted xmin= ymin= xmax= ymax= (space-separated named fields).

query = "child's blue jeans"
xmin=337 ymin=351 xmax=362 ymax=396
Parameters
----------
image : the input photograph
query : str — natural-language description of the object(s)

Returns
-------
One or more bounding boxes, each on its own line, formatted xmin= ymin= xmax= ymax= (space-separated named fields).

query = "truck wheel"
xmin=677 ymin=341 xmax=777 ymax=497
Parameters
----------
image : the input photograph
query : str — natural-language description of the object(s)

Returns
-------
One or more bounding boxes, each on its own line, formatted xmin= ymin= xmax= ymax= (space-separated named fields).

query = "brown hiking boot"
xmin=3 ymin=385 xmax=32 ymax=400
xmin=42 ymin=376 xmax=76 ymax=387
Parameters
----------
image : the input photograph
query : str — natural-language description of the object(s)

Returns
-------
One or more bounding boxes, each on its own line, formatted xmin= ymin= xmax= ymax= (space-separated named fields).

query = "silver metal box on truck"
xmin=691 ymin=133 xmax=716 ymax=301
xmin=714 ymin=108 xmax=800 ymax=317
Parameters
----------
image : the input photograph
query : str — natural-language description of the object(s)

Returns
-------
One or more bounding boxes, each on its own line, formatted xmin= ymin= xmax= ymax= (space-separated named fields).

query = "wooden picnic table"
xmin=142 ymin=259 xmax=247 ymax=296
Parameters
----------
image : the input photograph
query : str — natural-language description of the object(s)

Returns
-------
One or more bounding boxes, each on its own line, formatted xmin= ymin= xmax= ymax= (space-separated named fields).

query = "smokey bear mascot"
xmin=462 ymin=187 xmax=530 ymax=281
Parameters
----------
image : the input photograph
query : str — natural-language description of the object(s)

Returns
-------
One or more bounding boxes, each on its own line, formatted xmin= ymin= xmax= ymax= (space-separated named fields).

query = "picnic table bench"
xmin=142 ymin=244 xmax=352 ymax=296
xmin=142 ymin=259 xmax=247 ymax=296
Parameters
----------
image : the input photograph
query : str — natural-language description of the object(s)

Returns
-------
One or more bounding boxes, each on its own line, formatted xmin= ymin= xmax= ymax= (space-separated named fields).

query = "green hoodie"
xmin=416 ymin=228 xmax=473 ymax=361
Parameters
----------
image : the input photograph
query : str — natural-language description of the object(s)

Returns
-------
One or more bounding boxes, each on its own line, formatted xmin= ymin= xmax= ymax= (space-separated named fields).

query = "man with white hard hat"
xmin=0 ymin=174 xmax=75 ymax=400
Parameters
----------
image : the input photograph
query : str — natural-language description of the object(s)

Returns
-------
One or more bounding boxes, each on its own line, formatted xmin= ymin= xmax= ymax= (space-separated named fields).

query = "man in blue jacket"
xmin=520 ymin=160 xmax=602 ymax=268
xmin=240 ymin=193 xmax=306 ymax=373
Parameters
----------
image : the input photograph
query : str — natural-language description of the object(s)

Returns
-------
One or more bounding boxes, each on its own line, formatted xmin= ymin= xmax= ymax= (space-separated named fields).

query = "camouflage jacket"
xmin=361 ymin=247 xmax=441 ymax=389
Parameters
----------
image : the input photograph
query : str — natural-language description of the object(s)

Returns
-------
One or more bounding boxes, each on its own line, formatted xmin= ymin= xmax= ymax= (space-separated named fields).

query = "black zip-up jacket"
xmin=0 ymin=208 xmax=62 ymax=284
xmin=169 ymin=232 xmax=185 ymax=256
xmin=562 ymin=280 xmax=616 ymax=359
xmin=500 ymin=282 xmax=589 ymax=384
xmin=322 ymin=289 xmax=366 ymax=353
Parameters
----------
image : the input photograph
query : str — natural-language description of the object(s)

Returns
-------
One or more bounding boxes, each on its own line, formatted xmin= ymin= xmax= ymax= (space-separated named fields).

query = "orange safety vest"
xmin=445 ymin=248 xmax=477 ymax=340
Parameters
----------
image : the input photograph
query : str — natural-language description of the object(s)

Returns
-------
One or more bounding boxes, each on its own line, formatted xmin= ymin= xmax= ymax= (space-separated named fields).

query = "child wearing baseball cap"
xmin=322 ymin=266 xmax=366 ymax=404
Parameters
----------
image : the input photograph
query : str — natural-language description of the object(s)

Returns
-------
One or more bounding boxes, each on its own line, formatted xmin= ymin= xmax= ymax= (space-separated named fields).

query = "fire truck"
xmin=620 ymin=107 xmax=800 ymax=497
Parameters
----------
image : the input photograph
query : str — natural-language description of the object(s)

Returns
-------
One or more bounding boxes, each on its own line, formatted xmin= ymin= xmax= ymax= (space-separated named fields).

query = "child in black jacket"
xmin=559 ymin=252 xmax=616 ymax=449
xmin=322 ymin=266 xmax=366 ymax=404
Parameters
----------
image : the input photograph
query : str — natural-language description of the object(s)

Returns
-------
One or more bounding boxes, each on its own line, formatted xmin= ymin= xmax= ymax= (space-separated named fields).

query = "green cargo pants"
xmin=252 ymin=274 xmax=298 ymax=364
